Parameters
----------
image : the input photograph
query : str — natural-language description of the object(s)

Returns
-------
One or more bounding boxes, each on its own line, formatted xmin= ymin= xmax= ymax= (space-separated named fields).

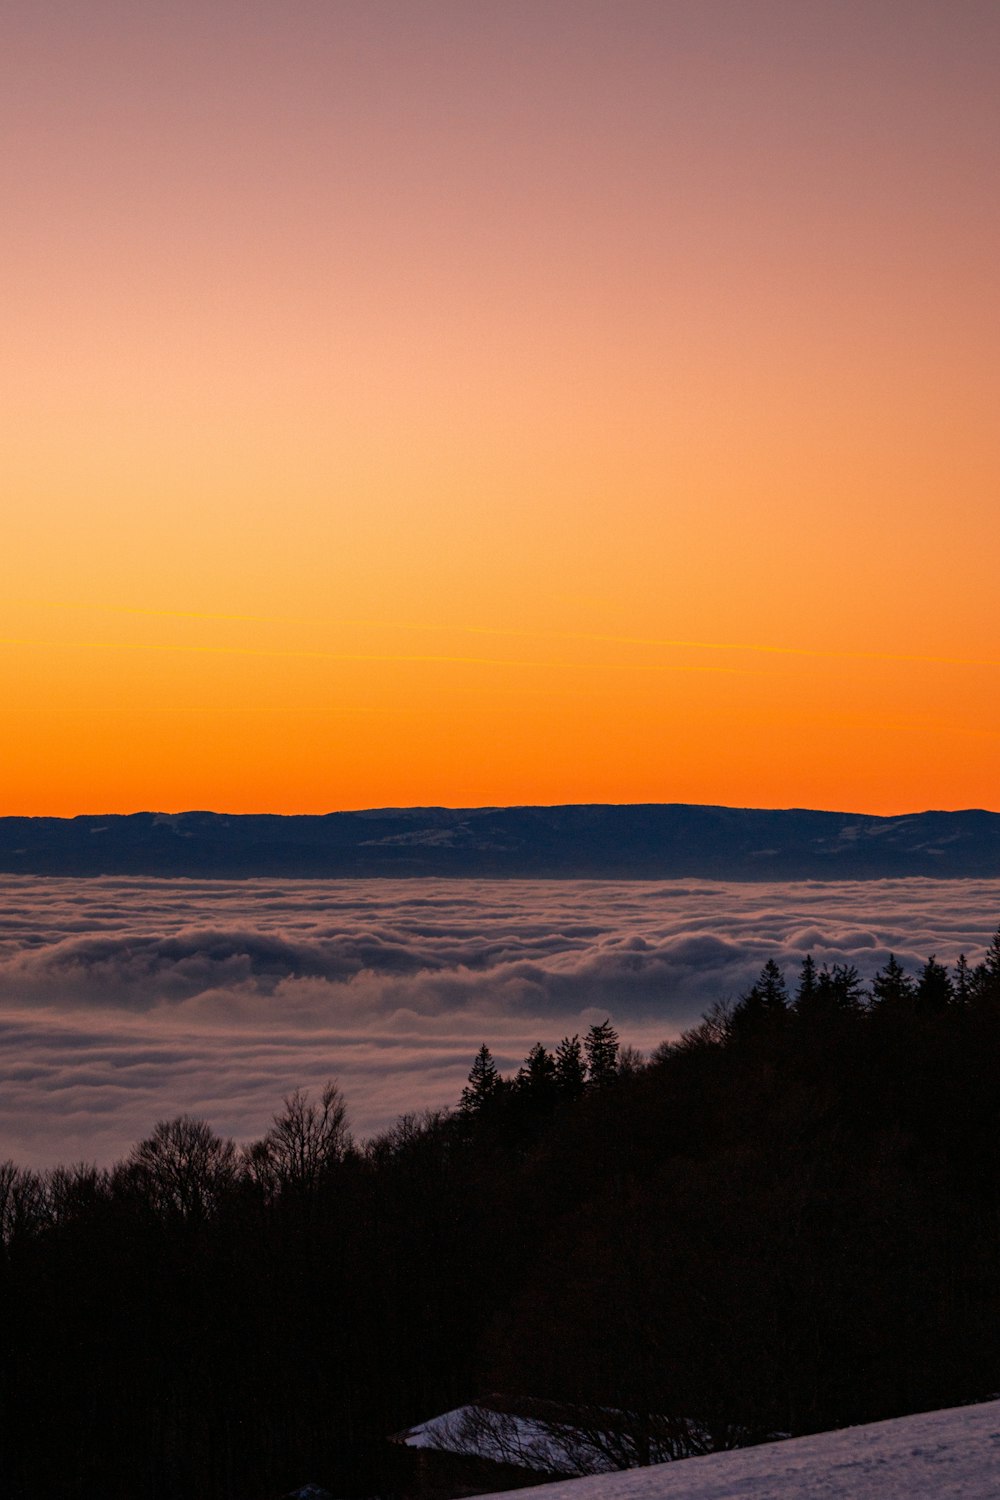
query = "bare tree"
xmin=254 ymin=1081 xmax=351 ymax=1195
xmin=364 ymin=1109 xmax=447 ymax=1169
xmin=616 ymin=1045 xmax=647 ymax=1079
xmin=665 ymin=998 xmax=734 ymax=1054
xmin=43 ymin=1162 xmax=108 ymax=1226
xmin=0 ymin=1160 xmax=45 ymax=1247
xmin=129 ymin=1115 xmax=237 ymax=1221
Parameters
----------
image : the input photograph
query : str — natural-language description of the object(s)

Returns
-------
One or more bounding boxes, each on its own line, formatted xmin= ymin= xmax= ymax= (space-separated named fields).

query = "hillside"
xmin=3 ymin=964 xmax=1000 ymax=1498
xmin=1 ymin=803 xmax=999 ymax=878
xmin=475 ymin=1399 xmax=1000 ymax=1500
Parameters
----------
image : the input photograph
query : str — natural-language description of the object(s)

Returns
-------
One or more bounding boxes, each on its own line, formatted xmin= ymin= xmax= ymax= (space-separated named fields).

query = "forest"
xmin=2 ymin=935 xmax=1000 ymax=1499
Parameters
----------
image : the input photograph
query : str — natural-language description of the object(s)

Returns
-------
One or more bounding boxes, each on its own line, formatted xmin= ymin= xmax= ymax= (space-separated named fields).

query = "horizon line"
xmin=3 ymin=800 xmax=997 ymax=821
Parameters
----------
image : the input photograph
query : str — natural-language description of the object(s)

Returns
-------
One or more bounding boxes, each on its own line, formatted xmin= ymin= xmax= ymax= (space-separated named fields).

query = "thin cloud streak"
xmin=12 ymin=599 xmax=1000 ymax=672
xmin=0 ymin=637 xmax=740 ymax=676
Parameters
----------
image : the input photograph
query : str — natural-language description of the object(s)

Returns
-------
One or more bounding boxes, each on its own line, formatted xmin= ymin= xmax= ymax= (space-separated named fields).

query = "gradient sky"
xmin=4 ymin=0 xmax=999 ymax=815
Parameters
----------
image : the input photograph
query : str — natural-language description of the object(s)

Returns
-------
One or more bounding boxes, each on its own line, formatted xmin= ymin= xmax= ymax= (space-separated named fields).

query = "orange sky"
xmin=4 ymin=0 xmax=999 ymax=816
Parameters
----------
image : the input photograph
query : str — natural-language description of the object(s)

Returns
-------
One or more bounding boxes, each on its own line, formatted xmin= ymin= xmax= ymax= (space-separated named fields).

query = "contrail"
xmin=0 ymin=637 xmax=740 ymax=675
xmin=7 ymin=597 xmax=999 ymax=672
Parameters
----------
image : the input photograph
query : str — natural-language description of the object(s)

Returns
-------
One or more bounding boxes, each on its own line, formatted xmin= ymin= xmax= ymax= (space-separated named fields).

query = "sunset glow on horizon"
xmin=5 ymin=0 xmax=1000 ymax=817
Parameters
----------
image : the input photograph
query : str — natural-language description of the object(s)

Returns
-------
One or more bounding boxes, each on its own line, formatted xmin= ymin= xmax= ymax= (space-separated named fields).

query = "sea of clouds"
xmin=2 ymin=875 xmax=998 ymax=1167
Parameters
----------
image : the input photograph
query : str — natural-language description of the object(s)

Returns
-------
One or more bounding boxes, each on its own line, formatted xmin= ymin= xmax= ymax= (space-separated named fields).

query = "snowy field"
xmin=475 ymin=1401 xmax=1000 ymax=1500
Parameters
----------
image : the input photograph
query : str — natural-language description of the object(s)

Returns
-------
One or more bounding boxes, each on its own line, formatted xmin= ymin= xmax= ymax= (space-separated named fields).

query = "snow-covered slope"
xmin=398 ymin=1403 xmax=707 ymax=1473
xmin=476 ymin=1400 xmax=1000 ymax=1500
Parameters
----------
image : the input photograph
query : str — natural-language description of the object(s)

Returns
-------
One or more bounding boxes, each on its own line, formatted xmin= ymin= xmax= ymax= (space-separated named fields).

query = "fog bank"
xmin=2 ymin=876 xmax=997 ymax=1165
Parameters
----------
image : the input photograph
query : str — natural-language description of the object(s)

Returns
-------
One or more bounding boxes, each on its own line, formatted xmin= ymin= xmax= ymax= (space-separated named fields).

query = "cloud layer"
xmin=2 ymin=876 xmax=998 ymax=1166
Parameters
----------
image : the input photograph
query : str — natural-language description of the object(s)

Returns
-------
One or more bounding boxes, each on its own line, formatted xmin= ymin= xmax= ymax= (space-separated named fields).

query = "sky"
xmin=4 ymin=0 xmax=1000 ymax=816
xmin=2 ymin=873 xmax=998 ymax=1166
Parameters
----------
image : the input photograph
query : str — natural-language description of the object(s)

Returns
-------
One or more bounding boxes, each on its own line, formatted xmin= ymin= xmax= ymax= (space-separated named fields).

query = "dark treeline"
xmin=3 ymin=939 xmax=1000 ymax=1498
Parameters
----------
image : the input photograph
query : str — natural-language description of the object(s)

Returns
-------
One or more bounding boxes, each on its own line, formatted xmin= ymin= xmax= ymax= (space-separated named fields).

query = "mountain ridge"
xmin=1 ymin=803 xmax=998 ymax=878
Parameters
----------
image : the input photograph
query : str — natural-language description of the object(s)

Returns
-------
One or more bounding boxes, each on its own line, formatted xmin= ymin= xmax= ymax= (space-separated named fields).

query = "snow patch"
xmin=472 ymin=1400 xmax=1000 ymax=1500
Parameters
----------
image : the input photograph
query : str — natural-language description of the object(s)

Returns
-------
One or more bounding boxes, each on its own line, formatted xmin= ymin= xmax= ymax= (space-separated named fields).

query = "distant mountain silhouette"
xmin=1 ymin=804 xmax=998 ymax=878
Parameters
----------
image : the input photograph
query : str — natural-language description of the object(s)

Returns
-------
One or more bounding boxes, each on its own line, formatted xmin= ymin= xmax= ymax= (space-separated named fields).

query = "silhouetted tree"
xmin=0 ymin=1161 xmax=45 ymax=1248
xmin=758 ymin=958 xmax=787 ymax=1008
xmin=672 ymin=999 xmax=733 ymax=1052
xmin=460 ymin=1044 xmax=501 ymax=1113
xmin=129 ymin=1115 xmax=237 ymax=1221
xmin=517 ymin=1043 xmax=557 ymax=1098
xmin=554 ymin=1034 xmax=587 ymax=1099
xmin=4 ymin=932 xmax=1000 ymax=1500
xmin=915 ymin=955 xmax=953 ymax=1014
xmin=798 ymin=961 xmax=865 ymax=1019
xmin=976 ymin=925 xmax=1000 ymax=1006
xmin=731 ymin=960 xmax=788 ymax=1041
xmin=253 ymin=1082 xmax=351 ymax=1196
xmin=954 ymin=953 xmax=972 ymax=1007
xmin=796 ymin=954 xmax=818 ymax=1008
xmin=44 ymin=1163 xmax=108 ymax=1228
xmin=584 ymin=1019 xmax=619 ymax=1086
xmin=870 ymin=954 xmax=914 ymax=1011
xmin=617 ymin=1045 xmax=647 ymax=1078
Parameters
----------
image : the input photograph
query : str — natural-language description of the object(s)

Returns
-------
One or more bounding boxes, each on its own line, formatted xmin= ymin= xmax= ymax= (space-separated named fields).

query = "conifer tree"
xmin=731 ymin=959 xmax=788 ymax=1041
xmin=871 ymin=954 xmax=914 ymax=1010
xmin=825 ymin=961 xmax=866 ymax=1013
xmin=554 ymin=1034 xmax=586 ymax=1099
xmin=517 ymin=1042 xmax=557 ymax=1096
xmin=730 ymin=982 xmax=764 ymax=1040
xmin=796 ymin=954 xmax=818 ymax=1008
xmin=798 ymin=961 xmax=865 ymax=1018
xmin=758 ymin=957 xmax=788 ymax=1011
xmin=954 ymin=953 xmax=972 ymax=1007
xmin=979 ymin=926 xmax=1000 ymax=1004
xmin=915 ymin=954 xmax=953 ymax=1014
xmin=584 ymin=1018 xmax=620 ymax=1086
xmin=985 ymin=926 xmax=1000 ymax=977
xmin=460 ymin=1044 xmax=501 ymax=1114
